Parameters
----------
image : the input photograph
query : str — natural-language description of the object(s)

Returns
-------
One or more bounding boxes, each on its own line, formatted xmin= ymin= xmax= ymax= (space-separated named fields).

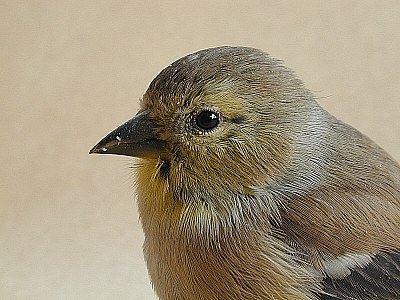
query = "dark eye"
xmin=193 ymin=109 xmax=220 ymax=132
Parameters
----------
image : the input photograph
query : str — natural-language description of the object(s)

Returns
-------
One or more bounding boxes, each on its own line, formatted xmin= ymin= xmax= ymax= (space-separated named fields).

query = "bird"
xmin=90 ymin=46 xmax=400 ymax=300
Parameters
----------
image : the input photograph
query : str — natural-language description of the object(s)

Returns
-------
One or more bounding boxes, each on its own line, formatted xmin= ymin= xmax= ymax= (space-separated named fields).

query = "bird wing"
xmin=318 ymin=251 xmax=400 ymax=300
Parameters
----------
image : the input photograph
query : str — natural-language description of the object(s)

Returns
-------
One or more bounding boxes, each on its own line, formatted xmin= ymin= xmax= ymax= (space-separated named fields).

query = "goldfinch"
xmin=90 ymin=46 xmax=400 ymax=300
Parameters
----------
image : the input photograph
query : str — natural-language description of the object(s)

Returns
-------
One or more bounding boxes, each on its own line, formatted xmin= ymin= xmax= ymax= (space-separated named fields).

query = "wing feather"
xmin=319 ymin=251 xmax=400 ymax=299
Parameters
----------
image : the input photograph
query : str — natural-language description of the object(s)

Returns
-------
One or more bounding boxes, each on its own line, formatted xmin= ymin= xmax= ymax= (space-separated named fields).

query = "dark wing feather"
xmin=318 ymin=251 xmax=400 ymax=300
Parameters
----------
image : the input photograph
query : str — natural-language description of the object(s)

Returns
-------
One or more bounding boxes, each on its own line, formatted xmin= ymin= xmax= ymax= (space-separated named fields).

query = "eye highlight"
xmin=193 ymin=108 xmax=220 ymax=133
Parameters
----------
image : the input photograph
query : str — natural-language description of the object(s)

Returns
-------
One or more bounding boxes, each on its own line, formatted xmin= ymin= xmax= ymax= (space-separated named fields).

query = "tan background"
xmin=2 ymin=1 xmax=400 ymax=299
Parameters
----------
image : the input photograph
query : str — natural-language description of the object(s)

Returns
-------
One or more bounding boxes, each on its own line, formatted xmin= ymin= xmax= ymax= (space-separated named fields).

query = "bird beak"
xmin=89 ymin=110 xmax=167 ymax=159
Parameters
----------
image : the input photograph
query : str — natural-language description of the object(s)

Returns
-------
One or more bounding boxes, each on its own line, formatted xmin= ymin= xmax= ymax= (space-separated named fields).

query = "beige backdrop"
xmin=2 ymin=1 xmax=400 ymax=299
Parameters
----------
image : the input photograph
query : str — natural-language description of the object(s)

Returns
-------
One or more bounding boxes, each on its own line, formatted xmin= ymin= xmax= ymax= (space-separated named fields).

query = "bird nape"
xmin=90 ymin=46 xmax=400 ymax=300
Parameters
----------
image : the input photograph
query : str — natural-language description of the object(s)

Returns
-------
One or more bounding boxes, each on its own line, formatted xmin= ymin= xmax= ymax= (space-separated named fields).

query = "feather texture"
xmin=91 ymin=46 xmax=400 ymax=299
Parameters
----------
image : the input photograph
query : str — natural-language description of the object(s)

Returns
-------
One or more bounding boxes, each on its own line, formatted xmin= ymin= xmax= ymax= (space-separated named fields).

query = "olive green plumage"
xmin=91 ymin=46 xmax=400 ymax=299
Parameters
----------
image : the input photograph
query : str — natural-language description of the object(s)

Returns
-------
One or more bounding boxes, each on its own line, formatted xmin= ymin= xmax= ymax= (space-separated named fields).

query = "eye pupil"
xmin=195 ymin=109 xmax=220 ymax=131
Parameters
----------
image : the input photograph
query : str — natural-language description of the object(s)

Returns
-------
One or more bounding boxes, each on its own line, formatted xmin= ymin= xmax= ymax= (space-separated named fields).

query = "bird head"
xmin=90 ymin=46 xmax=325 ymax=229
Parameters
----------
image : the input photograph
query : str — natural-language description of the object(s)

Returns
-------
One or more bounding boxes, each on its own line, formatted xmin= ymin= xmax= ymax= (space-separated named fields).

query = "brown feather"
xmin=97 ymin=46 xmax=400 ymax=299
